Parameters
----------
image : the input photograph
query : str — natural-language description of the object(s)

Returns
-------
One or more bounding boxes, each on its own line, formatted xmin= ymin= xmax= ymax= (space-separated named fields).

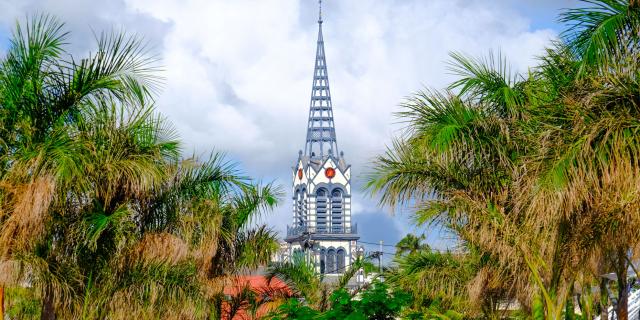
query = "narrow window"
xmin=326 ymin=249 xmax=336 ymax=273
xmin=316 ymin=188 xmax=328 ymax=233
xmin=331 ymin=189 xmax=343 ymax=233
xmin=336 ymin=248 xmax=345 ymax=272
xmin=320 ymin=248 xmax=326 ymax=274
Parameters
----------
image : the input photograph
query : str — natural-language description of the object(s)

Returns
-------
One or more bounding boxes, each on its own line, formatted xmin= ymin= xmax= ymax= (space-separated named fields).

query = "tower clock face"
xmin=325 ymin=167 xmax=336 ymax=179
xmin=298 ymin=169 xmax=303 ymax=179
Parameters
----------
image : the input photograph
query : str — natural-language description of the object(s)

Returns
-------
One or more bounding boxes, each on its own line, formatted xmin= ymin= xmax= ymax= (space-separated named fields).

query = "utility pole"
xmin=369 ymin=240 xmax=384 ymax=277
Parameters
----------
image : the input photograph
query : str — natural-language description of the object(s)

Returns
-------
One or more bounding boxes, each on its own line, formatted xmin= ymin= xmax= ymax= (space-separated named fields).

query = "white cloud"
xmin=0 ymin=0 xmax=567 ymax=247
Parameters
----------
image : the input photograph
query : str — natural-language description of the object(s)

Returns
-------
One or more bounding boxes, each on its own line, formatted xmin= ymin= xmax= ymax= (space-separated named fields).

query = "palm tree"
xmin=395 ymin=233 xmax=430 ymax=257
xmin=367 ymin=1 xmax=640 ymax=319
xmin=553 ymin=2 xmax=640 ymax=319
xmin=386 ymin=248 xmax=472 ymax=318
xmin=265 ymin=253 xmax=373 ymax=313
xmin=0 ymin=15 xmax=282 ymax=319
xmin=0 ymin=14 xmax=166 ymax=319
xmin=366 ymin=50 xmax=549 ymax=315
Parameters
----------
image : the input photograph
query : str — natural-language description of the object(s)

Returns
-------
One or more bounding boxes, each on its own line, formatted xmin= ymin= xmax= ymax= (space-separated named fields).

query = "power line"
xmin=368 ymin=251 xmax=398 ymax=256
xmin=359 ymin=240 xmax=396 ymax=248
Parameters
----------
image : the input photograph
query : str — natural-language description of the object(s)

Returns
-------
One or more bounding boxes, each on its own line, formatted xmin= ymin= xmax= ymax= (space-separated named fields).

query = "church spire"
xmin=304 ymin=0 xmax=339 ymax=159
xmin=285 ymin=1 xmax=359 ymax=274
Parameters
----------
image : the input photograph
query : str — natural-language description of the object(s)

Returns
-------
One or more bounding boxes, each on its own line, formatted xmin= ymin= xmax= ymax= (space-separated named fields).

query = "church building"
xmin=284 ymin=0 xmax=360 ymax=277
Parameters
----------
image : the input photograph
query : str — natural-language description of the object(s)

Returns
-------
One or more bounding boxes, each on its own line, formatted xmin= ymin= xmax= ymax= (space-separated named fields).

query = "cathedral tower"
xmin=284 ymin=0 xmax=359 ymax=276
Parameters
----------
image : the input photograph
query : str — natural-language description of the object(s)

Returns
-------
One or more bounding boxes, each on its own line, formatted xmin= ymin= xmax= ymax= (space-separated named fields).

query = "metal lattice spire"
xmin=304 ymin=0 xmax=339 ymax=159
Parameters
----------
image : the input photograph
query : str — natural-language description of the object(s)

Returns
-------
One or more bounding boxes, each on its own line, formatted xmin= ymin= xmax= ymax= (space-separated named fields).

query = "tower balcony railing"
xmin=286 ymin=223 xmax=357 ymax=237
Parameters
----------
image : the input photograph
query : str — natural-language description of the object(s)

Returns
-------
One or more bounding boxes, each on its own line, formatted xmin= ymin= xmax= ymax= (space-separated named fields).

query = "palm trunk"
xmin=616 ymin=248 xmax=629 ymax=320
xmin=565 ymin=284 xmax=575 ymax=320
xmin=600 ymin=278 xmax=609 ymax=320
xmin=41 ymin=286 xmax=55 ymax=320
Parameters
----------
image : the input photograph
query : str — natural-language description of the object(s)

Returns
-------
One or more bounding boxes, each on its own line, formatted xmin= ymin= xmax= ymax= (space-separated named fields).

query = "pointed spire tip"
xmin=318 ymin=0 xmax=323 ymax=24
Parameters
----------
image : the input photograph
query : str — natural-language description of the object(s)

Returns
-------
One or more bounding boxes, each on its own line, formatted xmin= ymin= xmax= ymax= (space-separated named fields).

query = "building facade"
xmin=284 ymin=1 xmax=360 ymax=277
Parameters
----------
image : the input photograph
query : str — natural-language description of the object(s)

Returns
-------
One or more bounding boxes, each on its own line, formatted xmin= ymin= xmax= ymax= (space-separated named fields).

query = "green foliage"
xmin=266 ymin=299 xmax=319 ymax=320
xmin=267 ymin=281 xmax=410 ymax=320
xmin=6 ymin=286 xmax=40 ymax=320
xmin=322 ymin=289 xmax=361 ymax=320
xmin=532 ymin=294 xmax=545 ymax=320
xmin=354 ymin=281 xmax=412 ymax=319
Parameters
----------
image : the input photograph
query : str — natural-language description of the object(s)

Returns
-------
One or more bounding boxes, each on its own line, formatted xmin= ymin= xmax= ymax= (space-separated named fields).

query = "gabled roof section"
xmin=319 ymin=154 xmax=349 ymax=173
xmin=297 ymin=152 xmax=349 ymax=173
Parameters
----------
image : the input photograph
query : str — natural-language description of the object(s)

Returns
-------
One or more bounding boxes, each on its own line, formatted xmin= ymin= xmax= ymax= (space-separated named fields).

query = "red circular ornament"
xmin=325 ymin=167 xmax=336 ymax=179
xmin=298 ymin=169 xmax=303 ymax=179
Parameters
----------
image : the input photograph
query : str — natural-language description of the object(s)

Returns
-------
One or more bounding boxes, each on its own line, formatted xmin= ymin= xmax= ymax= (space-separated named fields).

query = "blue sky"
xmin=0 ymin=0 xmax=581 ymax=262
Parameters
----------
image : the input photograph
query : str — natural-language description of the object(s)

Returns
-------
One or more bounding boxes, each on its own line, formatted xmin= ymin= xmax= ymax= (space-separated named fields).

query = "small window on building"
xmin=326 ymin=249 xmax=336 ymax=273
xmin=336 ymin=248 xmax=345 ymax=272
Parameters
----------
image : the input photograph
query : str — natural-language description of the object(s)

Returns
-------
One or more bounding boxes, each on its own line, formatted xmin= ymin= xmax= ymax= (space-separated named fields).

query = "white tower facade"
xmin=284 ymin=0 xmax=359 ymax=276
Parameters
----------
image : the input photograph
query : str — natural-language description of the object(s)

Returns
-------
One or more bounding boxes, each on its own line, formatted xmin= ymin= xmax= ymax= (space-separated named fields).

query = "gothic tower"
xmin=284 ymin=0 xmax=359 ymax=277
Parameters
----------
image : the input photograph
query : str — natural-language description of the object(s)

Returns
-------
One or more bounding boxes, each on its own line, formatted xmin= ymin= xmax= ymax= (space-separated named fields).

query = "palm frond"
xmin=236 ymin=226 xmax=279 ymax=270
xmin=266 ymin=254 xmax=322 ymax=303
xmin=448 ymin=51 xmax=525 ymax=114
xmin=63 ymin=30 xmax=163 ymax=106
xmin=561 ymin=0 xmax=640 ymax=72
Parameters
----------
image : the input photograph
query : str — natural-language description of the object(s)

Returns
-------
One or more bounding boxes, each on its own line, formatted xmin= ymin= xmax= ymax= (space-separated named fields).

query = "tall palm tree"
xmin=367 ymin=1 xmax=640 ymax=319
xmin=0 ymin=14 xmax=166 ymax=319
xmin=553 ymin=2 xmax=640 ymax=318
xmin=0 ymin=15 xmax=282 ymax=319
xmin=366 ymin=50 xmax=547 ymax=316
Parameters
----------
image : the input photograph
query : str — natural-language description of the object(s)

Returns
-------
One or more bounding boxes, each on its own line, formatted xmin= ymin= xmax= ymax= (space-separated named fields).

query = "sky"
xmin=0 ymin=0 xmax=580 ymax=261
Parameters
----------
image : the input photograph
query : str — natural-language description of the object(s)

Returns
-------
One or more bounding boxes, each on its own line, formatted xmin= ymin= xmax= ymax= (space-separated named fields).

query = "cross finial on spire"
xmin=318 ymin=0 xmax=323 ymax=24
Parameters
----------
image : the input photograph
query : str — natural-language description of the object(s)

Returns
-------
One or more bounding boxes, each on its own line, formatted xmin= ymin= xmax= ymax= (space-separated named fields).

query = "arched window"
xmin=326 ymin=248 xmax=336 ymax=273
xmin=331 ymin=189 xmax=343 ymax=233
xmin=316 ymin=188 xmax=328 ymax=233
xmin=320 ymin=248 xmax=326 ymax=274
xmin=336 ymin=248 xmax=346 ymax=272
